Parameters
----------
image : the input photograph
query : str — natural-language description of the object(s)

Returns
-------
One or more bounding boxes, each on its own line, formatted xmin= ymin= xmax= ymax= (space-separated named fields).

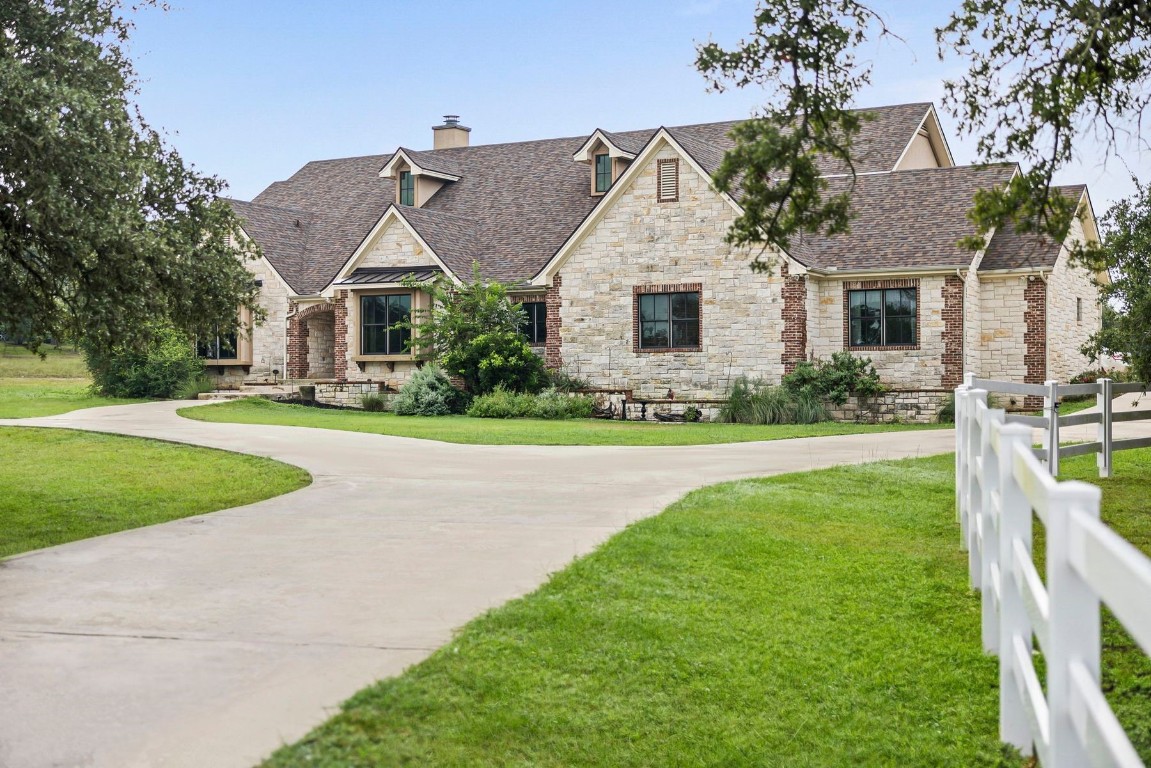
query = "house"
xmin=214 ymin=104 xmax=1103 ymax=420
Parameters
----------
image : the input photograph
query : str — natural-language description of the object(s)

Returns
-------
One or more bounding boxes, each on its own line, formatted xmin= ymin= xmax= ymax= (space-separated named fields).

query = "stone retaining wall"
xmin=312 ymin=381 xmax=393 ymax=408
xmin=827 ymin=389 xmax=951 ymax=424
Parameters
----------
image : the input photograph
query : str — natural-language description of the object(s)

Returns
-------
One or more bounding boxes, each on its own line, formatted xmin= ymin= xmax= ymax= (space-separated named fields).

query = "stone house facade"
xmin=217 ymin=105 xmax=1104 ymax=419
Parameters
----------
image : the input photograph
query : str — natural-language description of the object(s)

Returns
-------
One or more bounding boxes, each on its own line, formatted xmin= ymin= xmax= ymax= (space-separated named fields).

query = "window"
xmin=657 ymin=159 xmax=679 ymax=202
xmin=1077 ymin=297 xmax=1083 ymax=322
xmin=361 ymin=294 xmax=411 ymax=355
xmin=197 ymin=328 xmax=237 ymax=360
xmin=399 ymin=171 xmax=414 ymax=206
xmin=639 ymin=291 xmax=700 ymax=349
xmin=520 ymin=301 xmax=547 ymax=344
xmin=848 ymin=288 xmax=917 ymax=347
xmin=594 ymin=153 xmax=612 ymax=194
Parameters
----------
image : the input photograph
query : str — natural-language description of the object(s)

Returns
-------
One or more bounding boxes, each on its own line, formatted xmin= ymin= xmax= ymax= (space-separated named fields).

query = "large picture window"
xmin=638 ymin=291 xmax=700 ymax=350
xmin=848 ymin=288 xmax=917 ymax=347
xmin=197 ymin=328 xmax=237 ymax=360
xmin=361 ymin=294 xmax=411 ymax=355
xmin=520 ymin=301 xmax=547 ymax=345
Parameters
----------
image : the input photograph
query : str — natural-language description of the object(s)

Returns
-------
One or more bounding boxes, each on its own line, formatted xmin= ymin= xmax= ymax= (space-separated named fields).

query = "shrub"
xmin=392 ymin=365 xmax=466 ymax=416
xmin=360 ymin=394 xmax=388 ymax=412
xmin=718 ymin=378 xmax=829 ymax=424
xmin=173 ymin=376 xmax=215 ymax=400
xmin=937 ymin=394 xmax=956 ymax=424
xmin=84 ymin=324 xmax=205 ymax=398
xmin=454 ymin=330 xmax=548 ymax=396
xmin=547 ymin=368 xmax=590 ymax=393
xmin=467 ymin=386 xmax=595 ymax=419
xmin=683 ymin=405 xmax=702 ymax=423
xmin=783 ymin=351 xmax=885 ymax=406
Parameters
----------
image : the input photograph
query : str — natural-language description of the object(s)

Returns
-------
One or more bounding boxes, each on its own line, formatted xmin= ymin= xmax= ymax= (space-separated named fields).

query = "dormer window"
xmin=399 ymin=171 xmax=415 ymax=206
xmin=594 ymin=154 xmax=612 ymax=194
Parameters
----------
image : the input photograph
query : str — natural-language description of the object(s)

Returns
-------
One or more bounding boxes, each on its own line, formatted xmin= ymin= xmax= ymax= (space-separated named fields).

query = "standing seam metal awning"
xmin=334 ymin=266 xmax=443 ymax=285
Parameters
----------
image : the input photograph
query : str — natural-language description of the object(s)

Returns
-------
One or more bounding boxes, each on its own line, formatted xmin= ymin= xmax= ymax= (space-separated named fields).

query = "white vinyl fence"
xmin=958 ymin=374 xmax=1151 ymax=477
xmin=955 ymin=388 xmax=1151 ymax=767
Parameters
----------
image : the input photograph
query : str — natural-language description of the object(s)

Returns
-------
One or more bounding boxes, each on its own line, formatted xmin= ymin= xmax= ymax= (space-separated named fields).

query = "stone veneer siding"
xmin=243 ymin=256 xmax=290 ymax=381
xmin=554 ymin=143 xmax=779 ymax=398
xmin=1046 ymin=216 xmax=1102 ymax=382
xmin=1024 ymin=276 xmax=1047 ymax=408
xmin=976 ymin=277 xmax=1028 ymax=381
xmin=780 ymin=262 xmax=807 ymax=373
xmin=941 ymin=275 xmax=965 ymax=388
xmin=305 ymin=312 xmax=335 ymax=379
xmin=287 ymin=303 xmax=338 ymax=379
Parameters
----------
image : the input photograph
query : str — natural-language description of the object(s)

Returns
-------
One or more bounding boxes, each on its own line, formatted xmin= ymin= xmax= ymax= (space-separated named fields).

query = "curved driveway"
xmin=0 ymin=401 xmax=956 ymax=768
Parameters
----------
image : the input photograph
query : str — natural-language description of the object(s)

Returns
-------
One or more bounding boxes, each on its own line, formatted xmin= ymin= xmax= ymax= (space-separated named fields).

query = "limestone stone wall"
xmin=555 ymin=143 xmax=783 ymax=399
xmin=357 ymin=218 xmax=430 ymax=269
xmin=963 ymin=272 xmax=982 ymax=376
xmin=306 ymin=313 xmax=335 ymax=378
xmin=244 ymin=256 xmax=290 ymax=380
xmin=313 ymin=381 xmax=394 ymax=408
xmin=808 ymin=275 xmax=952 ymax=389
xmin=1047 ymin=217 xmax=1102 ymax=382
xmin=977 ymin=276 xmax=1029 ymax=381
xmin=826 ymin=390 xmax=951 ymax=424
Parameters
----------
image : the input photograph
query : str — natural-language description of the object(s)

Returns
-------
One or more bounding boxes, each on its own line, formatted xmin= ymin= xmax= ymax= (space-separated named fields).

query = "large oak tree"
xmin=0 ymin=0 xmax=260 ymax=353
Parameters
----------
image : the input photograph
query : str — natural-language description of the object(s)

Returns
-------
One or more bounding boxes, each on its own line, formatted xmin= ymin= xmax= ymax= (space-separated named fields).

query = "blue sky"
xmin=127 ymin=0 xmax=1148 ymax=212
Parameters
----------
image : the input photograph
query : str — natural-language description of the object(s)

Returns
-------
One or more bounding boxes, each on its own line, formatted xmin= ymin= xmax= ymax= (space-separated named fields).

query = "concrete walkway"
xmin=0 ymin=403 xmax=961 ymax=767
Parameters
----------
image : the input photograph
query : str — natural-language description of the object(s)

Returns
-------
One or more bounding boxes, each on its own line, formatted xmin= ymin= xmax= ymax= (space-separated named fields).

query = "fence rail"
xmin=961 ymin=374 xmax=1150 ymax=477
xmin=955 ymin=389 xmax=1151 ymax=767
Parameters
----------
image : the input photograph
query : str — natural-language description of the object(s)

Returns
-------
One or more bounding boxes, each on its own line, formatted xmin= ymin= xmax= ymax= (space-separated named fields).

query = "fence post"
xmin=1045 ymin=379 xmax=1061 ymax=476
xmin=996 ymin=423 xmax=1035 ymax=754
xmin=980 ymin=408 xmax=1005 ymax=653
xmin=1045 ymin=481 xmax=1103 ymax=768
xmin=955 ymin=384 xmax=969 ymax=524
xmin=1098 ymin=378 xmax=1113 ymax=479
xmin=967 ymin=390 xmax=988 ymax=588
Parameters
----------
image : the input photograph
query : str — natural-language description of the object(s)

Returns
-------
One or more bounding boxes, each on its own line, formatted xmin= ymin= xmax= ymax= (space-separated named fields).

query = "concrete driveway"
xmin=0 ymin=402 xmax=957 ymax=768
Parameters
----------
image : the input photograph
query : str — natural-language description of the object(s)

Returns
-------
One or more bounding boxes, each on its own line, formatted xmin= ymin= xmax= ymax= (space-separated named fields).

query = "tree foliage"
xmin=696 ymin=1 xmax=892 ymax=267
xmin=403 ymin=267 xmax=546 ymax=395
xmin=699 ymin=1 xmax=1151 ymax=259
xmin=0 ymin=0 xmax=262 ymax=354
xmin=1082 ymin=180 xmax=1151 ymax=381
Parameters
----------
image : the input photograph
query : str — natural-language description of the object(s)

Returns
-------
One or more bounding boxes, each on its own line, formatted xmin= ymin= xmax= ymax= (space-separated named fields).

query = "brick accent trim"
xmin=544 ymin=276 xmax=563 ymax=369
xmin=941 ymin=275 xmax=964 ymax=388
xmin=1024 ymin=277 xmax=1047 ymax=408
xmin=333 ymin=290 xmax=348 ymax=381
xmin=842 ymin=278 xmax=921 ymax=352
xmin=287 ymin=302 xmax=337 ymax=380
xmin=632 ymin=283 xmax=703 ymax=353
xmin=780 ymin=262 xmax=807 ymax=374
xmin=657 ymin=158 xmax=679 ymax=203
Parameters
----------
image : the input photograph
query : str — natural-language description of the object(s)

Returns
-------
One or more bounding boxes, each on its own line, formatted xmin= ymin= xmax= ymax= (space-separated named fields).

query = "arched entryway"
xmin=287 ymin=304 xmax=338 ymax=379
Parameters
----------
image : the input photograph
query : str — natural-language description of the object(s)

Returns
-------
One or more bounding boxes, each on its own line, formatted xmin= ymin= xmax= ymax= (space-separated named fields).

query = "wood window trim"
xmin=841 ymin=278 xmax=921 ymax=351
xmin=632 ymin=283 xmax=702 ymax=353
xmin=199 ymin=306 xmax=254 ymax=365
xmin=354 ymin=288 xmax=419 ymax=357
xmin=657 ymin=158 xmax=679 ymax=203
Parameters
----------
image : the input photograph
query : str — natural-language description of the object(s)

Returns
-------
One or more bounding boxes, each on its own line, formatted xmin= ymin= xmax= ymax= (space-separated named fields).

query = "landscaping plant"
xmin=392 ymin=365 xmax=466 ymax=416
xmin=360 ymin=394 xmax=388 ymax=412
xmin=717 ymin=378 xmax=829 ymax=425
xmin=467 ymin=386 xmax=594 ymax=420
xmin=83 ymin=323 xmax=205 ymax=399
xmin=783 ymin=351 xmax=885 ymax=406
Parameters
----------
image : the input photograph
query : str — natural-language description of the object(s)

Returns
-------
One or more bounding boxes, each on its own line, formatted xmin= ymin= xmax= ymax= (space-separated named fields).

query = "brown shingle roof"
xmin=789 ymin=164 xmax=1019 ymax=271
xmin=230 ymin=103 xmax=936 ymax=292
xmin=978 ymin=185 xmax=1086 ymax=271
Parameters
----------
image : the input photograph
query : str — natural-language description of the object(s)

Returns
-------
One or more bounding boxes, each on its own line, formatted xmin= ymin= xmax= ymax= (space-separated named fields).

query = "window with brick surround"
xmin=848 ymin=288 xmax=917 ymax=347
xmin=520 ymin=301 xmax=547 ymax=345
xmin=361 ymin=294 xmax=411 ymax=355
xmin=637 ymin=290 xmax=700 ymax=350
xmin=657 ymin=159 xmax=679 ymax=202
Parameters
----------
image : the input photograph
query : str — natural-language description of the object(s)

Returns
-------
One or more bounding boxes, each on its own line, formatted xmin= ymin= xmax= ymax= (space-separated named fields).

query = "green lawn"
xmin=181 ymin=398 xmax=945 ymax=446
xmin=0 ymin=343 xmax=143 ymax=417
xmin=0 ymin=427 xmax=311 ymax=557
xmin=261 ymin=449 xmax=1150 ymax=768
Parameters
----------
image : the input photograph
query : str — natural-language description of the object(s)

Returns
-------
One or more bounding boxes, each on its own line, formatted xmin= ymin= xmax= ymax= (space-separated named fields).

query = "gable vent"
xmin=657 ymin=159 xmax=679 ymax=203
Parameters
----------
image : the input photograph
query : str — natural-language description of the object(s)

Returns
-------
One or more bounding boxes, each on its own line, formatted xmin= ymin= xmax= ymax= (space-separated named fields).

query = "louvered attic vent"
xmin=657 ymin=159 xmax=679 ymax=202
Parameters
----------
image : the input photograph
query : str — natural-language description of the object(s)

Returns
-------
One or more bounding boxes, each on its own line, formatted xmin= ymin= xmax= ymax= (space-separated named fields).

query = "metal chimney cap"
xmin=442 ymin=115 xmax=460 ymax=126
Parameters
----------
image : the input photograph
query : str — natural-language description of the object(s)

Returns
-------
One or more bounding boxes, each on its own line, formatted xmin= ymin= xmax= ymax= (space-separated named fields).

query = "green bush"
xmin=360 ymin=394 xmax=388 ymax=412
xmin=450 ymin=330 xmax=548 ymax=396
xmin=717 ymin=378 xmax=829 ymax=425
xmin=467 ymin=386 xmax=594 ymax=420
xmin=683 ymin=405 xmax=702 ymax=423
xmin=392 ymin=365 xmax=466 ymax=416
xmin=782 ymin=351 xmax=885 ymax=406
xmin=84 ymin=324 xmax=205 ymax=398
xmin=937 ymin=394 xmax=956 ymax=424
xmin=173 ymin=376 xmax=215 ymax=400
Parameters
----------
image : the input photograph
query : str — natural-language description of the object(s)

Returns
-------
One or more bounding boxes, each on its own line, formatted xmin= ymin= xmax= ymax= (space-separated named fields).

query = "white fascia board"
xmin=379 ymin=149 xmax=461 ymax=182
xmin=571 ymin=130 xmax=638 ymax=162
xmin=320 ymin=206 xmax=460 ymax=297
xmin=891 ymin=104 xmax=955 ymax=171
xmin=806 ymin=265 xmax=974 ymax=279
xmin=925 ymin=104 xmax=957 ymax=167
xmin=1075 ymin=187 xmax=1101 ymax=245
xmin=534 ymin=129 xmax=745 ymax=286
xmin=977 ymin=267 xmax=1054 ymax=278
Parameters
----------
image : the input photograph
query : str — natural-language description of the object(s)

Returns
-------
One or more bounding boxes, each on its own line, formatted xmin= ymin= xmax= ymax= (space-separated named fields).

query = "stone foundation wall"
xmin=826 ymin=389 xmax=951 ymax=424
xmin=312 ymin=381 xmax=394 ymax=408
xmin=203 ymin=365 xmax=248 ymax=390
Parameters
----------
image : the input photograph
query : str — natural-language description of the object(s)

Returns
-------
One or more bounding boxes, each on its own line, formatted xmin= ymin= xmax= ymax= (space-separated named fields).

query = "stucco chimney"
xmin=432 ymin=115 xmax=470 ymax=150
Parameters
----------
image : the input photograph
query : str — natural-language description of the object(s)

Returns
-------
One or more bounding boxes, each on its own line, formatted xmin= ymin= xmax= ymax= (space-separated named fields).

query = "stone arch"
xmin=287 ymin=303 xmax=338 ymax=379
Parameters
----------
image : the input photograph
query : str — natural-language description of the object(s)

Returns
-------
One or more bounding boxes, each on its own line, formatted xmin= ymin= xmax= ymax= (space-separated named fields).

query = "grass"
xmin=0 ymin=427 xmax=311 ymax=558
xmin=181 ymin=398 xmax=946 ymax=446
xmin=262 ymin=449 xmax=1151 ymax=768
xmin=0 ymin=343 xmax=143 ymax=417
